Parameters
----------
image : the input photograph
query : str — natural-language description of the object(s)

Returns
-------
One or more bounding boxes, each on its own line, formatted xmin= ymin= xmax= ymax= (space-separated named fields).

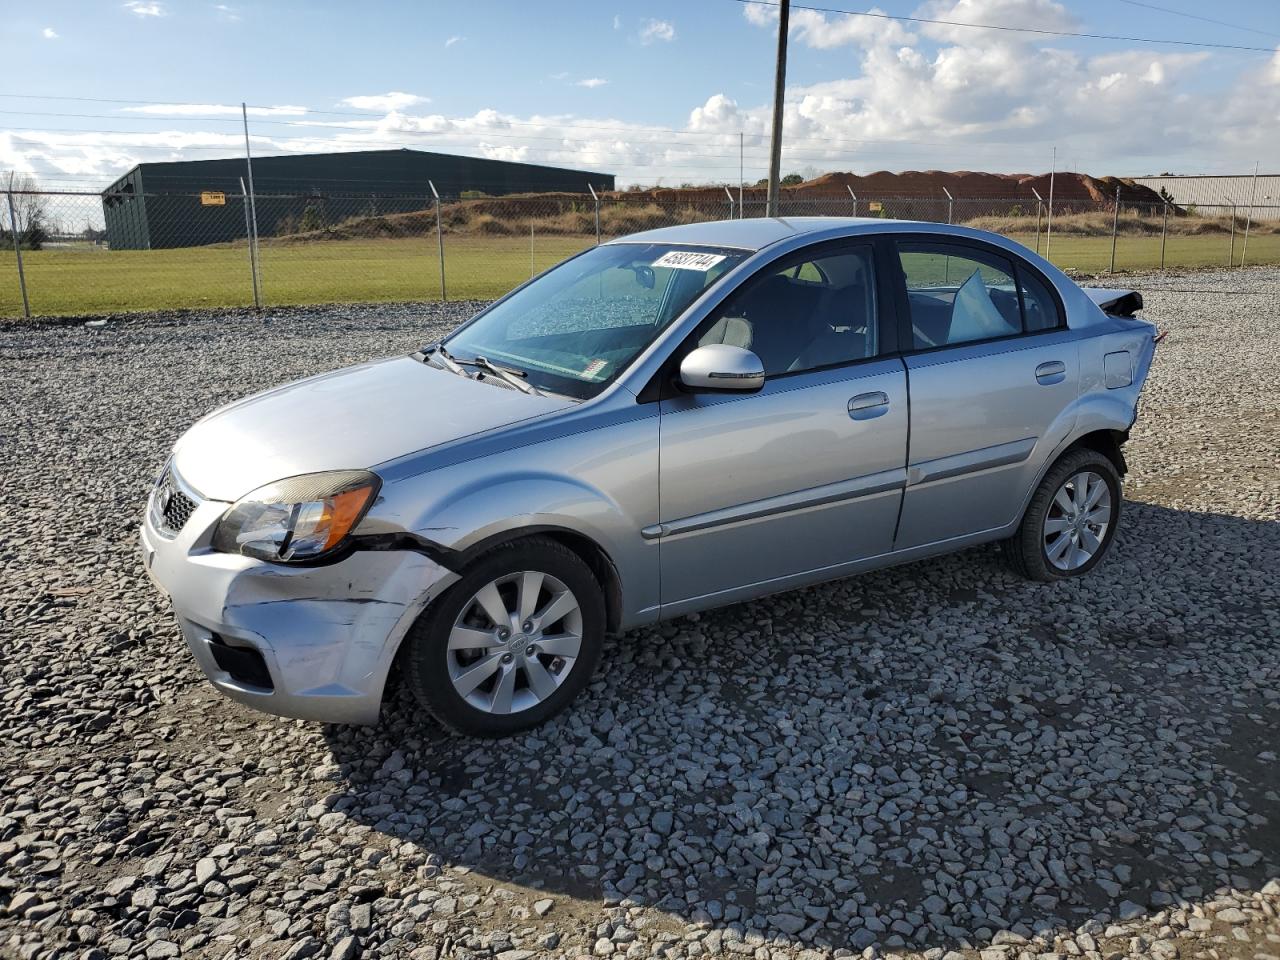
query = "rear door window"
xmin=898 ymin=244 xmax=1021 ymax=349
xmin=897 ymin=241 xmax=1063 ymax=348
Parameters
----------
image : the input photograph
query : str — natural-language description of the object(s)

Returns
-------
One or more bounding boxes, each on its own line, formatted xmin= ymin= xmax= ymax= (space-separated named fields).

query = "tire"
xmin=404 ymin=536 xmax=605 ymax=736
xmin=1006 ymin=448 xmax=1123 ymax=582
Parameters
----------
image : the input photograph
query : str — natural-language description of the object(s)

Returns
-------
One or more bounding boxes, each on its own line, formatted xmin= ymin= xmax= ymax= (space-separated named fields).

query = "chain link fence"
xmin=3 ymin=187 xmax=1278 ymax=318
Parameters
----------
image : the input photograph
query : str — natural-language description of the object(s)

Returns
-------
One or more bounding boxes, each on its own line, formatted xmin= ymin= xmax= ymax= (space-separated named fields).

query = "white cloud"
xmin=123 ymin=1 xmax=166 ymax=17
xmin=914 ymin=0 xmax=1073 ymax=44
xmin=793 ymin=8 xmax=913 ymax=48
xmin=577 ymin=77 xmax=608 ymax=88
xmin=445 ymin=35 xmax=462 ymax=47
xmin=42 ymin=27 xmax=59 ymax=39
xmin=613 ymin=14 xmax=622 ymax=30
xmin=123 ymin=103 xmax=308 ymax=117
xmin=550 ymin=71 xmax=570 ymax=81
xmin=743 ymin=3 xmax=775 ymax=28
xmin=688 ymin=94 xmax=749 ymax=133
xmin=213 ymin=4 xmax=240 ymax=22
xmin=639 ymin=18 xmax=675 ymax=44
xmin=339 ymin=92 xmax=430 ymax=111
xmin=743 ymin=3 xmax=910 ymax=48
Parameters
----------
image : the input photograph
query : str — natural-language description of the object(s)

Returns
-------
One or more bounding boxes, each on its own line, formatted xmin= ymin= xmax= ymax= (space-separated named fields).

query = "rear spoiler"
xmin=1085 ymin=287 xmax=1143 ymax=317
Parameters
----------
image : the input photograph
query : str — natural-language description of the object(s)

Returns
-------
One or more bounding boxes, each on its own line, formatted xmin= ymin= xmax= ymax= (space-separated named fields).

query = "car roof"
xmin=607 ymin=216 xmax=921 ymax=252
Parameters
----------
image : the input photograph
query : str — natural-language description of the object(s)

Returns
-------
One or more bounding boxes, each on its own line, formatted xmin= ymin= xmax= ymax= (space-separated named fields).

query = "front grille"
xmin=162 ymin=485 xmax=197 ymax=533
xmin=152 ymin=465 xmax=201 ymax=537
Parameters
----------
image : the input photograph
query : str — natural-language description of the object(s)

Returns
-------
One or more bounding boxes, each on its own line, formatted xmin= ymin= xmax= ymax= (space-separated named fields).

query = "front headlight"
xmin=211 ymin=470 xmax=380 ymax=563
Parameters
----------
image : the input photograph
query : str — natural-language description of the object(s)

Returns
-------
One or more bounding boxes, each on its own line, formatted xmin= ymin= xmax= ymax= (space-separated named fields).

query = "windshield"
xmin=443 ymin=242 xmax=748 ymax=399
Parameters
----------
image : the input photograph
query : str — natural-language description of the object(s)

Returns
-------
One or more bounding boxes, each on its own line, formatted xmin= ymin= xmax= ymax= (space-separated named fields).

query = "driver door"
xmin=654 ymin=241 xmax=908 ymax=612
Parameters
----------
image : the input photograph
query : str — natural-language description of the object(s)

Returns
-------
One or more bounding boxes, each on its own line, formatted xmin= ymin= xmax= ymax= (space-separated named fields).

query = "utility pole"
xmin=765 ymin=0 xmax=790 ymax=218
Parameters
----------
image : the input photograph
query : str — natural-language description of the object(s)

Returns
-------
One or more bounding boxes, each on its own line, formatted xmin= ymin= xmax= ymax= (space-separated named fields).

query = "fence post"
xmin=847 ymin=185 xmax=857 ymax=218
xmin=589 ymin=183 xmax=601 ymax=245
xmin=943 ymin=187 xmax=954 ymax=225
xmin=1240 ymin=161 xmax=1259 ymax=268
xmin=530 ymin=222 xmax=535 ymax=278
xmin=5 ymin=181 xmax=31 ymax=319
xmin=240 ymin=103 xmax=263 ymax=308
xmin=238 ymin=176 xmax=261 ymax=310
xmin=1045 ymin=148 xmax=1056 ymax=262
xmin=724 ymin=185 xmax=735 ymax=221
xmin=738 ymin=131 xmax=745 ymax=218
xmin=1109 ymin=185 xmax=1120 ymax=274
xmin=1228 ymin=203 xmax=1236 ymax=268
xmin=428 ymin=181 xmax=446 ymax=302
xmin=1160 ymin=200 xmax=1169 ymax=270
xmin=1031 ymin=188 xmax=1044 ymax=256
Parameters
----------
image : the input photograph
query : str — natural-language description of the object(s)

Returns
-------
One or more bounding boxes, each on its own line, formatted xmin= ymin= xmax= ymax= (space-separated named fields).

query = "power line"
xmin=733 ymin=0 xmax=1278 ymax=52
xmin=1111 ymin=0 xmax=1280 ymax=40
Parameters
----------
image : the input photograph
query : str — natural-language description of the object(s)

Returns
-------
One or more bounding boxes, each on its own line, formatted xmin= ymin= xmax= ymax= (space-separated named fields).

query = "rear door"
xmin=655 ymin=240 xmax=908 ymax=609
xmin=891 ymin=238 xmax=1079 ymax=549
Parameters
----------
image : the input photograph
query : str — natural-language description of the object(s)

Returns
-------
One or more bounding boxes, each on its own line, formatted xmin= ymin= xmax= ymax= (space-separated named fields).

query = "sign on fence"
xmin=200 ymin=191 xmax=226 ymax=206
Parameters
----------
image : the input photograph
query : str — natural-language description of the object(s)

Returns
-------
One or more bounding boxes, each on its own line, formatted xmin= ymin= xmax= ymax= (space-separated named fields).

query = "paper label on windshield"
xmin=583 ymin=358 xmax=608 ymax=378
xmin=652 ymin=250 xmax=726 ymax=272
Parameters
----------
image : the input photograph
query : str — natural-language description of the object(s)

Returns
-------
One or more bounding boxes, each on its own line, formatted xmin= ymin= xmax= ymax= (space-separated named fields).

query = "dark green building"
xmin=101 ymin=148 xmax=614 ymax=250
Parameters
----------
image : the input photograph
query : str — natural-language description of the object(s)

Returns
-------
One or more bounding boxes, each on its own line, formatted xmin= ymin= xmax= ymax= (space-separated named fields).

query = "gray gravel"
xmin=2 ymin=270 xmax=1278 ymax=960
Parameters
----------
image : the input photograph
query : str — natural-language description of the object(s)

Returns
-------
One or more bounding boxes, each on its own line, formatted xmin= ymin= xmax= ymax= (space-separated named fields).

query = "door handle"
xmin=1035 ymin=360 xmax=1066 ymax=385
xmin=848 ymin=391 xmax=889 ymax=419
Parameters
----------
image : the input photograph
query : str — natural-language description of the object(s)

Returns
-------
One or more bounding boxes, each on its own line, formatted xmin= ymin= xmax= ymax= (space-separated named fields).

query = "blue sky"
xmin=4 ymin=0 xmax=1278 ymax=189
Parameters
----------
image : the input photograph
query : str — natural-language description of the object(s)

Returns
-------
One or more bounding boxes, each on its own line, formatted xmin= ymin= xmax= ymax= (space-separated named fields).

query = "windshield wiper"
xmin=469 ymin=355 xmax=543 ymax=396
xmin=422 ymin=343 xmax=543 ymax=396
xmin=420 ymin=343 xmax=469 ymax=378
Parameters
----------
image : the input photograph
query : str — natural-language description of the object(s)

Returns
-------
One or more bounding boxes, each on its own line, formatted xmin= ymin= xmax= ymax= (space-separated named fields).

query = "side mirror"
xmin=679 ymin=344 xmax=765 ymax=393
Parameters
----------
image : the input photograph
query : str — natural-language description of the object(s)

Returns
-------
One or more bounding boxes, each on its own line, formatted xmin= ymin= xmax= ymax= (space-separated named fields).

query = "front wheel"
xmin=404 ymin=537 xmax=605 ymax=736
xmin=1006 ymin=449 xmax=1122 ymax=582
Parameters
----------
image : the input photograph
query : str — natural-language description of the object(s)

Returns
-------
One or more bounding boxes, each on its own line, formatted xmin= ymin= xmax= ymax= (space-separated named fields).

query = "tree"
xmin=299 ymin=202 xmax=327 ymax=233
xmin=780 ymin=173 xmax=805 ymax=186
xmin=2 ymin=174 xmax=50 ymax=250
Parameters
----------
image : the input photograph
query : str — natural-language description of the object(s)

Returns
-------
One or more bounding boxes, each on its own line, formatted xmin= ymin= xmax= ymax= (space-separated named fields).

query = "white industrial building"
xmin=1134 ymin=174 xmax=1280 ymax=221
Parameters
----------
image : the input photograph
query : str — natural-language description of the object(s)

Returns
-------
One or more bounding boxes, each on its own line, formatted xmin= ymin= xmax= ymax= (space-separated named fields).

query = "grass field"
xmin=1 ymin=230 xmax=1276 ymax=317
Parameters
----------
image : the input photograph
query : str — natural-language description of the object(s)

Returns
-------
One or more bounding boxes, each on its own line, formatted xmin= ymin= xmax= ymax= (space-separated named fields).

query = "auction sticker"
xmin=652 ymin=250 xmax=726 ymax=271
xmin=583 ymin=358 xmax=609 ymax=378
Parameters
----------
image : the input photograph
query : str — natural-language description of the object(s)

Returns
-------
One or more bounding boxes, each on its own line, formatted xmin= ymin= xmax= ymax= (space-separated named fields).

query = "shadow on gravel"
xmin=321 ymin=501 xmax=1279 ymax=953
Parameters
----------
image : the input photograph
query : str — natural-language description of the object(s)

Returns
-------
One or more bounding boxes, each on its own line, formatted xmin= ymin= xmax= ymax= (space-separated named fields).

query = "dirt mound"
xmin=610 ymin=171 xmax=1167 ymax=208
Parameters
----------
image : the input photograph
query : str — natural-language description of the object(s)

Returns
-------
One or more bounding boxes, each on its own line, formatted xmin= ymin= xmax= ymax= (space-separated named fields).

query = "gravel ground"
xmin=2 ymin=268 xmax=1278 ymax=960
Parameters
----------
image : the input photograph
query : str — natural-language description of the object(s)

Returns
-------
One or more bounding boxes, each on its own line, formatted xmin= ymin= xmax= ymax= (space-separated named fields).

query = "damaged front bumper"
xmin=140 ymin=500 xmax=457 ymax=725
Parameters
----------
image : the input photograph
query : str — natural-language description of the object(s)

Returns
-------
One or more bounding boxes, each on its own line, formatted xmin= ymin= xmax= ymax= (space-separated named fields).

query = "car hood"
xmin=173 ymin=356 xmax=573 ymax=501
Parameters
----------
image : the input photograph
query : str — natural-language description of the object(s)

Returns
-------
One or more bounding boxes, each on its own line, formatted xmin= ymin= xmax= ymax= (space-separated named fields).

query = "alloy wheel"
xmin=446 ymin=570 xmax=583 ymax=714
xmin=1043 ymin=470 xmax=1112 ymax=572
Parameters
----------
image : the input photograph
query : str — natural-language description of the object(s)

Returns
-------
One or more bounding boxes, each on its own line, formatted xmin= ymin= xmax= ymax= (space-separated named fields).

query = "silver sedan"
xmin=141 ymin=218 xmax=1156 ymax=735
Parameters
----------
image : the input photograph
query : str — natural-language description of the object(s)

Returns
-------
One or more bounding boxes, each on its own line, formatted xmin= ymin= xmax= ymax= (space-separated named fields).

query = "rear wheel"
xmin=1006 ymin=449 xmax=1122 ymax=582
xmin=405 ymin=537 xmax=605 ymax=736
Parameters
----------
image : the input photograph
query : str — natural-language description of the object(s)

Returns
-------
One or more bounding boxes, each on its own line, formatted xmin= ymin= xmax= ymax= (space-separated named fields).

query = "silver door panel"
xmin=657 ymin=360 xmax=908 ymax=604
xmin=907 ymin=436 xmax=1037 ymax=486
xmin=896 ymin=334 xmax=1080 ymax=549
xmin=643 ymin=466 xmax=905 ymax=539
xmin=658 ymin=518 xmax=1014 ymax=620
